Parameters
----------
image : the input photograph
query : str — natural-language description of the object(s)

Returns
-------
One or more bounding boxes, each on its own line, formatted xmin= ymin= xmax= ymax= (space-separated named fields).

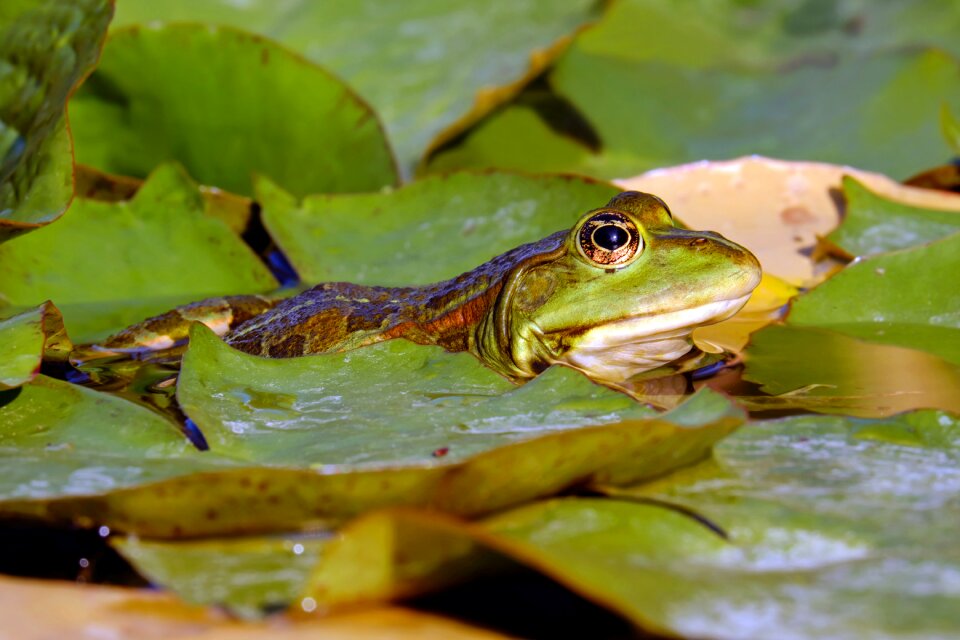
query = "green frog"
xmin=95 ymin=191 xmax=761 ymax=384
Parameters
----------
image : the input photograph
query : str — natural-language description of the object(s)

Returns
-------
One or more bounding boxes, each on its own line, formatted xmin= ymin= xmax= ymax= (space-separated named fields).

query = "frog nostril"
xmin=689 ymin=237 xmax=708 ymax=246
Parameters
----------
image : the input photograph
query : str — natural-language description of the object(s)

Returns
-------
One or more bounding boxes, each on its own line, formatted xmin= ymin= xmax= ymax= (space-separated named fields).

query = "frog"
xmin=93 ymin=191 xmax=761 ymax=385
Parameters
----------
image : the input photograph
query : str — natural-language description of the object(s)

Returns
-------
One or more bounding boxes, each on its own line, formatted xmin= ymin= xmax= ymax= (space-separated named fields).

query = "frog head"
xmin=477 ymin=191 xmax=762 ymax=383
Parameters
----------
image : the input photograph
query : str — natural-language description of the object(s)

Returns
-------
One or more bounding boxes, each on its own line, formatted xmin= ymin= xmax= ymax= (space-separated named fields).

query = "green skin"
xmin=95 ymin=192 xmax=762 ymax=384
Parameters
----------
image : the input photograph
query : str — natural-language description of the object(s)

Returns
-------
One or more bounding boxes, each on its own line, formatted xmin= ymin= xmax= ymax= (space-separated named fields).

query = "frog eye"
xmin=577 ymin=212 xmax=642 ymax=267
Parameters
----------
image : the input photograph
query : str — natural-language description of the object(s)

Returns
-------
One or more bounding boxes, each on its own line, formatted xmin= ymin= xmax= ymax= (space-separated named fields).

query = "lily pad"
xmin=616 ymin=157 xmax=960 ymax=286
xmin=0 ymin=301 xmax=70 ymax=389
xmin=303 ymin=408 xmax=960 ymax=639
xmin=68 ymin=23 xmax=397 ymax=197
xmin=0 ymin=374 xmax=237 ymax=505
xmin=113 ymin=535 xmax=328 ymax=619
xmin=75 ymin=164 xmax=254 ymax=235
xmin=742 ymin=324 xmax=960 ymax=417
xmin=429 ymin=37 xmax=960 ymax=180
xmin=787 ymin=233 xmax=960 ymax=365
xmin=0 ymin=573 xmax=498 ymax=640
xmin=0 ymin=0 xmax=112 ymax=242
xmin=827 ymin=176 xmax=960 ymax=257
xmin=0 ymin=164 xmax=277 ymax=342
xmin=0 ymin=322 xmax=741 ymax=537
xmin=944 ymin=104 xmax=960 ymax=154
xmin=258 ymin=172 xmax=619 ymax=285
xmin=110 ymin=0 xmax=601 ymax=177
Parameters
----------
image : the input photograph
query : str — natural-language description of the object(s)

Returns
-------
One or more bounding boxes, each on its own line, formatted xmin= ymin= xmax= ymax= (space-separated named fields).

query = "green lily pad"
xmin=303 ymin=409 xmax=960 ymax=638
xmin=425 ymin=106 xmax=595 ymax=177
xmin=0 ymin=0 xmax=112 ymax=242
xmin=85 ymin=337 xmax=739 ymax=606
xmin=741 ymin=324 xmax=960 ymax=417
xmin=258 ymin=172 xmax=619 ymax=285
xmin=552 ymin=0 xmax=960 ymax=70
xmin=787 ymin=233 xmax=960 ymax=365
xmin=0 ymin=164 xmax=277 ymax=342
xmin=0 ymin=374 xmax=237 ymax=503
xmin=429 ymin=14 xmax=960 ymax=179
xmin=75 ymin=164 xmax=255 ymax=235
xmin=944 ymin=104 xmax=960 ymax=154
xmin=113 ymin=535 xmax=329 ymax=619
xmin=827 ymin=176 xmax=960 ymax=257
xmin=68 ymin=23 xmax=397 ymax=197
xmin=0 ymin=322 xmax=741 ymax=538
xmin=0 ymin=301 xmax=70 ymax=389
xmin=110 ymin=0 xmax=601 ymax=177
xmin=179 ymin=321 xmax=665 ymax=466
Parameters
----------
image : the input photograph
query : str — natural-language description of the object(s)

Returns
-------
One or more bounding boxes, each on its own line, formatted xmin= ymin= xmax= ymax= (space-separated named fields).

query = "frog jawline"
xmin=552 ymin=295 xmax=750 ymax=382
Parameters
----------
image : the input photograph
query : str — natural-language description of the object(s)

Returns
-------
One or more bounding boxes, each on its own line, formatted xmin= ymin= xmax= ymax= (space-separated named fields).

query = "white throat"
xmin=554 ymin=295 xmax=750 ymax=383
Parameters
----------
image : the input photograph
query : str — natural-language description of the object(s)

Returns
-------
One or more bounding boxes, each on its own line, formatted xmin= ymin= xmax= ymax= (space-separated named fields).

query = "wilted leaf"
xmin=0 ymin=574 xmax=504 ymax=640
xmin=742 ymin=324 xmax=960 ymax=417
xmin=788 ymin=233 xmax=960 ymax=365
xmin=110 ymin=0 xmax=601 ymax=177
xmin=0 ymin=301 xmax=70 ymax=389
xmin=258 ymin=172 xmax=619 ymax=285
xmin=616 ymin=157 xmax=960 ymax=286
xmin=0 ymin=0 xmax=112 ymax=242
xmin=68 ymin=23 xmax=397 ymax=197
xmin=0 ymin=164 xmax=277 ymax=342
xmin=827 ymin=176 xmax=960 ymax=257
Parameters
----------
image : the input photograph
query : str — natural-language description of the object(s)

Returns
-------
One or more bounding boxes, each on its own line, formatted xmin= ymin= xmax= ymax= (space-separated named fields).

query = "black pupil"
xmin=594 ymin=225 xmax=629 ymax=251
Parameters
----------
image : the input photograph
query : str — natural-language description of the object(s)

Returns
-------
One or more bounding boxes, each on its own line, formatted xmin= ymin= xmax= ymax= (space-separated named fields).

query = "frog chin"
xmin=551 ymin=294 xmax=751 ymax=383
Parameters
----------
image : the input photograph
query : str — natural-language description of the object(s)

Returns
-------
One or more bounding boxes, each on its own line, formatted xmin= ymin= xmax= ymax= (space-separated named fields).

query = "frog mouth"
xmin=550 ymin=294 xmax=752 ymax=382
xmin=574 ymin=293 xmax=753 ymax=348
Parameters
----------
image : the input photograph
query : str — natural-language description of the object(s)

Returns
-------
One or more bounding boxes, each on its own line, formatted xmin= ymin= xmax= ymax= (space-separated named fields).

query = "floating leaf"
xmin=943 ymin=103 xmax=960 ymax=154
xmin=258 ymin=172 xmax=619 ymax=285
xmin=827 ymin=176 xmax=960 ymax=257
xmin=0 ymin=164 xmax=277 ymax=342
xmin=0 ymin=374 xmax=236 ymax=508
xmin=692 ymin=273 xmax=797 ymax=356
xmin=304 ymin=408 xmax=960 ymax=639
xmin=68 ymin=23 xmax=397 ymax=197
xmin=113 ymin=535 xmax=328 ymax=619
xmin=429 ymin=5 xmax=960 ymax=181
xmin=425 ymin=106 xmax=594 ymax=177
xmin=110 ymin=0 xmax=601 ymax=177
xmin=0 ymin=573 xmax=497 ymax=640
xmin=787 ymin=233 xmax=960 ymax=365
xmin=75 ymin=164 xmax=254 ymax=234
xmin=0 ymin=323 xmax=741 ymax=537
xmin=616 ymin=157 xmax=960 ymax=286
xmin=742 ymin=324 xmax=960 ymax=417
xmin=0 ymin=301 xmax=70 ymax=389
xmin=554 ymin=0 xmax=960 ymax=70
xmin=0 ymin=0 xmax=112 ymax=242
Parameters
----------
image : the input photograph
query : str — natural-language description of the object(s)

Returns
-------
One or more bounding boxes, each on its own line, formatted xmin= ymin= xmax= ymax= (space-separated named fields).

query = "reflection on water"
xmin=68 ymin=345 xmax=209 ymax=450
